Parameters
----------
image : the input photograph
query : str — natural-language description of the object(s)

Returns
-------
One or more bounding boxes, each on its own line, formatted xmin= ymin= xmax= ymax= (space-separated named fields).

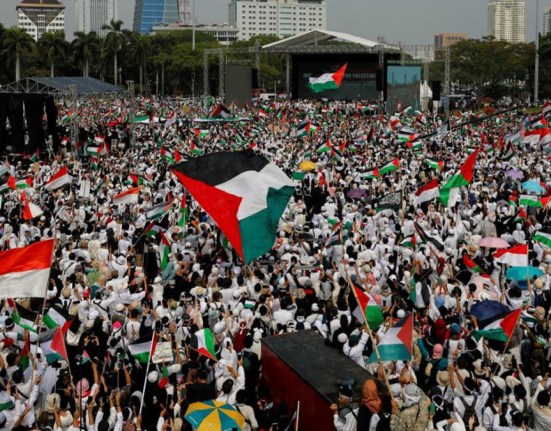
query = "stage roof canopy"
xmin=262 ymin=30 xmax=382 ymax=49
xmin=29 ymin=77 xmax=123 ymax=94
xmin=0 ymin=77 xmax=124 ymax=96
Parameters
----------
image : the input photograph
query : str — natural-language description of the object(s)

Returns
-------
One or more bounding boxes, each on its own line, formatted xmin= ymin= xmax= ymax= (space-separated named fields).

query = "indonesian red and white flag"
xmin=0 ymin=239 xmax=54 ymax=298
xmin=493 ymin=244 xmax=528 ymax=266
xmin=415 ymin=179 xmax=440 ymax=205
xmin=21 ymin=193 xmax=43 ymax=220
xmin=113 ymin=187 xmax=140 ymax=205
xmin=45 ymin=166 xmax=72 ymax=191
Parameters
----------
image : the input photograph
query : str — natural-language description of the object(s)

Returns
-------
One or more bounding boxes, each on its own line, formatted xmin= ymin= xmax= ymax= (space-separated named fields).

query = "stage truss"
xmin=203 ymin=43 xmax=451 ymax=115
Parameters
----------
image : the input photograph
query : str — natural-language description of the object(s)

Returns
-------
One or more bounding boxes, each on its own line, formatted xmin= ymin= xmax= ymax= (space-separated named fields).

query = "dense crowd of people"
xmin=0 ymin=96 xmax=550 ymax=431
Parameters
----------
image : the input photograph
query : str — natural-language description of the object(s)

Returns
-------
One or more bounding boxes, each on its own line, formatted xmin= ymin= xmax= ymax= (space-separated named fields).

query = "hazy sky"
xmin=0 ymin=0 xmax=546 ymax=44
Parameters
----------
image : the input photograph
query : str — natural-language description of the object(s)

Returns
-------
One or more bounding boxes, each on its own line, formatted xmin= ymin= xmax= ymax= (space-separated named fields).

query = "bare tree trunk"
xmin=51 ymin=61 xmax=55 ymax=78
xmin=161 ymin=64 xmax=165 ymax=97
xmin=16 ymin=52 xmax=21 ymax=82
xmin=114 ymin=53 xmax=118 ymax=86
xmin=84 ymin=57 xmax=88 ymax=77
xmin=156 ymin=69 xmax=159 ymax=97
xmin=139 ymin=66 xmax=143 ymax=95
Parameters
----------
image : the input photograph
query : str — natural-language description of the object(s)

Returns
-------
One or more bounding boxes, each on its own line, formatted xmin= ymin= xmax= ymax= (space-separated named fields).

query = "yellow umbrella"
xmin=185 ymin=400 xmax=245 ymax=431
xmin=299 ymin=161 xmax=316 ymax=171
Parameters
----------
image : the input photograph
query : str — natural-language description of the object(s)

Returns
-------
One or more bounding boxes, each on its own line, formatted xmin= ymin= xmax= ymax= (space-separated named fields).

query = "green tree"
xmin=101 ymin=19 xmax=131 ymax=86
xmin=3 ymin=27 xmax=34 ymax=82
xmin=38 ymin=31 xmax=69 ymax=77
xmin=72 ymin=31 xmax=100 ymax=77
xmin=151 ymin=52 xmax=171 ymax=96
xmin=129 ymin=33 xmax=151 ymax=94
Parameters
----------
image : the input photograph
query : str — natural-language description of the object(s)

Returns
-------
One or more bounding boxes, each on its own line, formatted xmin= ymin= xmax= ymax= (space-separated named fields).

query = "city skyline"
xmin=0 ymin=0 xmax=549 ymax=44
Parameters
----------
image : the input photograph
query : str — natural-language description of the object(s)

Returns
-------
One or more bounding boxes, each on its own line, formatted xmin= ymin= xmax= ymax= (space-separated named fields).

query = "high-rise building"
xmin=133 ymin=0 xmax=180 ymax=34
xmin=228 ymin=0 xmax=327 ymax=41
xmin=544 ymin=7 xmax=551 ymax=35
xmin=17 ymin=0 xmax=65 ymax=41
xmin=75 ymin=0 xmax=118 ymax=37
xmin=434 ymin=33 xmax=468 ymax=48
xmin=488 ymin=0 xmax=526 ymax=43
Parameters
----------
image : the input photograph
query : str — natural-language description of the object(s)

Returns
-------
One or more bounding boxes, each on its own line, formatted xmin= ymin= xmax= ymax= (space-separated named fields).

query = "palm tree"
xmin=72 ymin=31 xmax=100 ymax=77
xmin=128 ymin=33 xmax=151 ymax=94
xmin=3 ymin=27 xmax=34 ymax=81
xmin=38 ymin=31 xmax=68 ymax=77
xmin=101 ymin=19 xmax=130 ymax=86
xmin=152 ymin=52 xmax=170 ymax=97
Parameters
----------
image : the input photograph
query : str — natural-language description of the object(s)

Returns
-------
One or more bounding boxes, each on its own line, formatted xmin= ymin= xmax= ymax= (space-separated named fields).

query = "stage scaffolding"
xmin=203 ymin=43 xmax=451 ymax=115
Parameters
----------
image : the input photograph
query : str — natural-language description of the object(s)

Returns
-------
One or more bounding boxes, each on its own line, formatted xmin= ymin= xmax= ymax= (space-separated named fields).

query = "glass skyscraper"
xmin=133 ymin=0 xmax=179 ymax=34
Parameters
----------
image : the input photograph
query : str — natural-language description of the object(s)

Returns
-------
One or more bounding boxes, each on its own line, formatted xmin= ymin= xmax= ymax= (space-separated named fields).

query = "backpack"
xmin=459 ymin=397 xmax=479 ymax=427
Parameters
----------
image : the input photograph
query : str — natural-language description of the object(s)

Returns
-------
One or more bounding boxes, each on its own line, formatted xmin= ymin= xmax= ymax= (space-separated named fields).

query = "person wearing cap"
xmin=343 ymin=327 xmax=369 ymax=369
xmin=330 ymin=385 xmax=359 ymax=431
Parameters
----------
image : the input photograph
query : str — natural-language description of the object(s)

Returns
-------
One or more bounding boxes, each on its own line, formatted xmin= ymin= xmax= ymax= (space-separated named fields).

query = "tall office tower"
xmin=543 ymin=7 xmax=551 ymax=36
xmin=17 ymin=0 xmax=65 ymax=41
xmin=488 ymin=0 xmax=526 ymax=43
xmin=228 ymin=0 xmax=327 ymax=41
xmin=75 ymin=0 xmax=118 ymax=37
xmin=133 ymin=0 xmax=180 ymax=34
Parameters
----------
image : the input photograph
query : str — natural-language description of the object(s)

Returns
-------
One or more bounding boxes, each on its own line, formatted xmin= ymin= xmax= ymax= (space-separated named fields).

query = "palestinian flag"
xmin=401 ymin=235 xmax=416 ymax=250
xmin=146 ymin=199 xmax=174 ymax=221
xmin=29 ymin=151 xmax=39 ymax=163
xmin=46 ymin=327 xmax=68 ymax=362
xmin=415 ymin=179 xmax=440 ymax=204
xmin=194 ymin=328 xmax=217 ymax=361
xmin=170 ymin=150 xmax=294 ymax=263
xmin=292 ymin=172 xmax=305 ymax=181
xmin=520 ymin=195 xmax=545 ymax=208
xmin=464 ymin=255 xmax=483 ymax=274
xmin=174 ymin=150 xmax=184 ymax=162
xmin=414 ymin=222 xmax=444 ymax=250
xmin=91 ymin=157 xmax=99 ymax=171
xmin=12 ymin=303 xmax=38 ymax=332
xmin=0 ymin=392 xmax=15 ymax=412
xmin=379 ymin=158 xmax=400 ymax=175
xmin=19 ymin=335 xmax=31 ymax=371
xmin=316 ymin=141 xmax=332 ymax=154
xmin=45 ymin=166 xmax=72 ymax=191
xmin=161 ymin=146 xmax=175 ymax=164
xmin=493 ymin=244 xmax=528 ymax=267
xmin=472 ymin=309 xmax=521 ymax=342
xmin=509 ymin=195 xmax=518 ymax=208
xmin=212 ymin=104 xmax=230 ymax=119
xmin=307 ymin=64 xmax=347 ymax=93
xmin=397 ymin=128 xmax=418 ymax=143
xmin=193 ymin=129 xmax=210 ymax=139
xmin=440 ymin=149 xmax=479 ymax=207
xmin=297 ymin=122 xmax=317 ymax=138
xmin=43 ymin=305 xmax=73 ymax=331
xmin=367 ymin=313 xmax=413 ymax=363
xmin=0 ymin=239 xmax=55 ymax=299
xmin=364 ymin=168 xmax=381 ymax=179
xmin=258 ymin=109 xmax=268 ymax=118
xmin=129 ymin=174 xmax=149 ymax=186
xmin=0 ymin=161 xmax=9 ymax=176
xmin=534 ymin=231 xmax=551 ymax=249
xmin=179 ymin=194 xmax=190 ymax=227
xmin=425 ymin=157 xmax=444 ymax=171
xmin=190 ymin=141 xmax=203 ymax=156
xmin=159 ymin=232 xmax=171 ymax=271
xmin=0 ymin=183 xmax=10 ymax=195
xmin=353 ymin=285 xmax=384 ymax=329
xmin=515 ymin=207 xmax=527 ymax=222
xmin=544 ymin=101 xmax=551 ymax=118
xmin=9 ymin=176 xmax=32 ymax=190
xmin=164 ymin=110 xmax=177 ymax=129
xmin=129 ymin=334 xmax=157 ymax=364
xmin=113 ymin=187 xmax=140 ymax=205
xmin=142 ymin=221 xmax=165 ymax=237
xmin=408 ymin=140 xmax=424 ymax=154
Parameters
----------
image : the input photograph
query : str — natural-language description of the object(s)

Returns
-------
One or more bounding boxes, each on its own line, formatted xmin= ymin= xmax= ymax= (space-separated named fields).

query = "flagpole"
xmin=347 ymin=275 xmax=394 ymax=396
xmin=295 ymin=400 xmax=301 ymax=431
xmin=138 ymin=330 xmax=157 ymax=417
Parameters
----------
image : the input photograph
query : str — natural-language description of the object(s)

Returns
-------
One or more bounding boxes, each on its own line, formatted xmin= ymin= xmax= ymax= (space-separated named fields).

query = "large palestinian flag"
xmin=367 ymin=313 xmax=413 ymax=363
xmin=307 ymin=64 xmax=347 ymax=93
xmin=171 ymin=150 xmax=294 ymax=263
